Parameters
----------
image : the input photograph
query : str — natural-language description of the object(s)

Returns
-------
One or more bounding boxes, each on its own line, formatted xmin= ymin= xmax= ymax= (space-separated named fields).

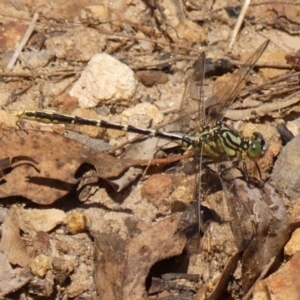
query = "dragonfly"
xmin=11 ymin=40 xmax=269 ymax=242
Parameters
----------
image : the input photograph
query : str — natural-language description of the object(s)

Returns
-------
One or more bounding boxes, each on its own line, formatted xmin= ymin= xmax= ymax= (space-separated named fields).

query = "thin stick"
xmin=229 ymin=0 xmax=251 ymax=49
xmin=6 ymin=13 xmax=39 ymax=70
xmin=225 ymin=90 xmax=300 ymax=120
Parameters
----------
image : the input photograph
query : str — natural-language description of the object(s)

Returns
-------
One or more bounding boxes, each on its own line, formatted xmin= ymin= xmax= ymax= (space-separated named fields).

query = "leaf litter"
xmin=1 ymin=1 xmax=300 ymax=299
xmin=0 ymin=128 xmax=184 ymax=204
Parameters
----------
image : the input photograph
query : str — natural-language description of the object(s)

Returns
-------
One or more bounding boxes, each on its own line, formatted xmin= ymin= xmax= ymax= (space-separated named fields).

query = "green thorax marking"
xmin=192 ymin=123 xmax=266 ymax=161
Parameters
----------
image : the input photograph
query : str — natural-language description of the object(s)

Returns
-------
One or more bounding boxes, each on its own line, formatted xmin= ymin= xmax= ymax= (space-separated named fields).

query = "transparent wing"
xmin=170 ymin=52 xmax=206 ymax=135
xmin=189 ymin=52 xmax=206 ymax=129
xmin=206 ymin=40 xmax=270 ymax=125
xmin=175 ymin=53 xmax=207 ymax=246
xmin=220 ymin=177 xmax=255 ymax=252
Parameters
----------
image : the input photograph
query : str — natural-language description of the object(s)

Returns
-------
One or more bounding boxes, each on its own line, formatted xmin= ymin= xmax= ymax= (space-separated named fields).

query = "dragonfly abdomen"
xmin=11 ymin=110 xmax=197 ymax=146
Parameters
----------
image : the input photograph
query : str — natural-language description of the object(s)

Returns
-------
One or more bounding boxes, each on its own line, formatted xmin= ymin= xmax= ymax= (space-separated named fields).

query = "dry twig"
xmin=6 ymin=13 xmax=39 ymax=70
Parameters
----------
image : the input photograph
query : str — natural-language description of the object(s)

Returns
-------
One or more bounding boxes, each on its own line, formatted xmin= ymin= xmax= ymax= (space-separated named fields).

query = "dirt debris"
xmin=0 ymin=0 xmax=300 ymax=299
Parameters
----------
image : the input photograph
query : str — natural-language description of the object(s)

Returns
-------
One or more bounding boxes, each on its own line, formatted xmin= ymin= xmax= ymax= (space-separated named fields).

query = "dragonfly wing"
xmin=172 ymin=52 xmax=206 ymax=135
xmin=206 ymin=40 xmax=270 ymax=124
xmin=189 ymin=52 xmax=207 ymax=129
xmin=220 ymin=177 xmax=255 ymax=252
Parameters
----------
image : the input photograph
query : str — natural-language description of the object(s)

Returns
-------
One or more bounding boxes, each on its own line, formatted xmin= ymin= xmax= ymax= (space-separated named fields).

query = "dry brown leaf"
xmin=0 ymin=155 xmax=38 ymax=178
xmin=0 ymin=206 xmax=32 ymax=267
xmin=0 ymin=252 xmax=14 ymax=282
xmin=0 ymin=130 xmax=179 ymax=204
xmin=93 ymin=215 xmax=186 ymax=300
xmin=212 ymin=179 xmax=289 ymax=296
xmin=248 ymin=2 xmax=300 ymax=34
xmin=0 ymin=252 xmax=31 ymax=298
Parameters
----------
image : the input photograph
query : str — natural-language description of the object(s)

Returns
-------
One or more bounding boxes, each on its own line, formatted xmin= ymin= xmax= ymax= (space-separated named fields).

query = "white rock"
xmin=120 ymin=103 xmax=164 ymax=141
xmin=70 ymin=53 xmax=138 ymax=108
xmin=18 ymin=208 xmax=66 ymax=233
xmin=121 ymin=103 xmax=164 ymax=126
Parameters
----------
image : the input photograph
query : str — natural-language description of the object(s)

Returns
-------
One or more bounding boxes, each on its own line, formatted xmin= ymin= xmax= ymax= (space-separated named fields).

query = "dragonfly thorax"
xmin=196 ymin=123 xmax=246 ymax=160
xmin=193 ymin=123 xmax=267 ymax=163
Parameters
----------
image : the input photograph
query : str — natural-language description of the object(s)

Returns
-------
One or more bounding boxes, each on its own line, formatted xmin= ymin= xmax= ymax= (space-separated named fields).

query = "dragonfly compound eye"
xmin=248 ymin=132 xmax=268 ymax=159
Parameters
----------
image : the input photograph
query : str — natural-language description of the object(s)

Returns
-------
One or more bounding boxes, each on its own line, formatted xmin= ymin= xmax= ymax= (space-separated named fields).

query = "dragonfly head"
xmin=247 ymin=132 xmax=268 ymax=160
